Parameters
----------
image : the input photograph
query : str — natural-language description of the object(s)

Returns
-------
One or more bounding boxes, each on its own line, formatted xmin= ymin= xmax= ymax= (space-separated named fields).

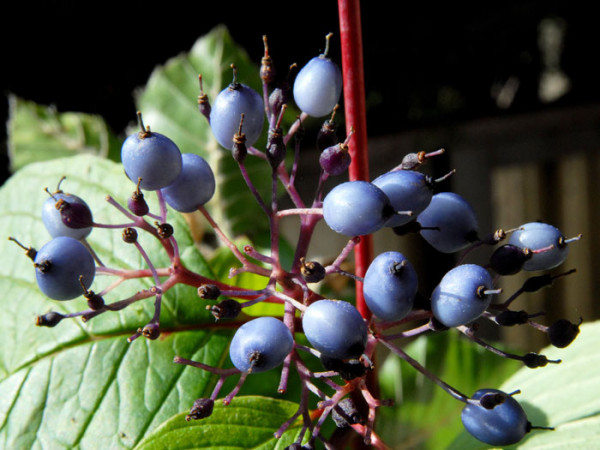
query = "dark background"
xmin=1 ymin=1 xmax=598 ymax=184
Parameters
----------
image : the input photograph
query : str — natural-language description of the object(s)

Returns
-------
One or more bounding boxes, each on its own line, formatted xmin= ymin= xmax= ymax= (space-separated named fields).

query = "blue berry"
xmin=323 ymin=181 xmax=394 ymax=236
xmin=34 ymin=236 xmax=96 ymax=301
xmin=121 ymin=115 xmax=183 ymax=191
xmin=417 ymin=192 xmax=479 ymax=253
xmin=229 ymin=317 xmax=293 ymax=373
xmin=508 ymin=222 xmax=577 ymax=271
xmin=210 ymin=72 xmax=264 ymax=151
xmin=302 ymin=299 xmax=368 ymax=359
xmin=430 ymin=264 xmax=495 ymax=327
xmin=293 ymin=55 xmax=342 ymax=117
xmin=293 ymin=34 xmax=342 ymax=117
xmin=372 ymin=170 xmax=434 ymax=228
xmin=363 ymin=251 xmax=418 ymax=321
xmin=461 ymin=389 xmax=530 ymax=446
xmin=161 ymin=153 xmax=216 ymax=213
xmin=42 ymin=191 xmax=93 ymax=240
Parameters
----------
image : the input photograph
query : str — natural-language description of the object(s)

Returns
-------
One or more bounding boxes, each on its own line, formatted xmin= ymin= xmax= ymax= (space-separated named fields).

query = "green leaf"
xmin=7 ymin=95 xmax=122 ymax=171
xmin=0 ymin=154 xmax=233 ymax=448
xmin=448 ymin=320 xmax=600 ymax=449
xmin=135 ymin=25 xmax=273 ymax=239
xmin=134 ymin=396 xmax=304 ymax=450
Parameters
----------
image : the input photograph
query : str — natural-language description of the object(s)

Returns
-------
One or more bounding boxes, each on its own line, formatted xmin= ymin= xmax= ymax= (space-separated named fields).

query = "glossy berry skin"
xmin=462 ymin=389 xmax=530 ymax=446
xmin=229 ymin=317 xmax=293 ymax=373
xmin=210 ymin=83 xmax=264 ymax=150
xmin=417 ymin=192 xmax=479 ymax=253
xmin=323 ymin=181 xmax=393 ymax=236
xmin=121 ymin=131 xmax=182 ymax=191
xmin=508 ymin=222 xmax=569 ymax=271
xmin=34 ymin=236 xmax=95 ymax=301
xmin=42 ymin=192 xmax=93 ymax=240
xmin=302 ymin=299 xmax=368 ymax=360
xmin=372 ymin=170 xmax=433 ymax=228
xmin=293 ymin=56 xmax=342 ymax=117
xmin=431 ymin=264 xmax=495 ymax=327
xmin=363 ymin=251 xmax=418 ymax=321
xmin=161 ymin=153 xmax=216 ymax=212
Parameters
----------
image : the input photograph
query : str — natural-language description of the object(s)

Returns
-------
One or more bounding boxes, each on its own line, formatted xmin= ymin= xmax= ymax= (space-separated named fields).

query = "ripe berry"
xmin=363 ymin=251 xmax=418 ymax=321
xmin=293 ymin=33 xmax=342 ymax=117
xmin=161 ymin=153 xmax=216 ymax=212
xmin=508 ymin=222 xmax=580 ymax=271
xmin=121 ymin=113 xmax=183 ymax=191
xmin=372 ymin=170 xmax=434 ymax=228
xmin=461 ymin=389 xmax=532 ymax=446
xmin=430 ymin=264 xmax=496 ymax=327
xmin=323 ymin=181 xmax=394 ymax=237
xmin=302 ymin=299 xmax=368 ymax=360
xmin=34 ymin=236 xmax=96 ymax=301
xmin=210 ymin=66 xmax=264 ymax=151
xmin=229 ymin=317 xmax=293 ymax=373
xmin=417 ymin=192 xmax=479 ymax=253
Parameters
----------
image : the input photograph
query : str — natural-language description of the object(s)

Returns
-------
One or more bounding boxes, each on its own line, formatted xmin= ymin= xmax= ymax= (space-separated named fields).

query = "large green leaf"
xmin=0 ymin=155 xmax=234 ymax=448
xmin=7 ymin=95 xmax=122 ymax=171
xmin=448 ymin=320 xmax=600 ymax=449
xmin=135 ymin=396 xmax=304 ymax=449
xmin=135 ymin=25 xmax=274 ymax=239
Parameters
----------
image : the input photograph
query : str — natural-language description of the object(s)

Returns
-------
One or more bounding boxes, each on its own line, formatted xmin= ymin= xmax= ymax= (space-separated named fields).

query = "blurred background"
xmin=2 ymin=0 xmax=599 ymax=352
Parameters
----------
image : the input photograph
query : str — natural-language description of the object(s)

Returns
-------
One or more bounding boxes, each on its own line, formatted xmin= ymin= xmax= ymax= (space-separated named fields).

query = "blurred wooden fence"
xmin=291 ymin=102 xmax=600 ymax=350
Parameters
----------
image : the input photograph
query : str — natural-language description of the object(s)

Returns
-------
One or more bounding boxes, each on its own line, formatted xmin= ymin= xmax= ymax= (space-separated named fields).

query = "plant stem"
xmin=338 ymin=0 xmax=372 ymax=320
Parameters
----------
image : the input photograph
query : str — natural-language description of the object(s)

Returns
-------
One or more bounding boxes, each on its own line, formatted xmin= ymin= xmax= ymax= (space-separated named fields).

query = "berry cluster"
xmin=10 ymin=32 xmax=584 ymax=448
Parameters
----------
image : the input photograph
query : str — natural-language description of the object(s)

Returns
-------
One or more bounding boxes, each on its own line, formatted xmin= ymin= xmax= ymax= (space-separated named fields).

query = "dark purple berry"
xmin=489 ymin=244 xmax=532 ymax=275
xmin=207 ymin=299 xmax=241 ymax=320
xmin=320 ymin=355 xmax=367 ymax=381
xmin=155 ymin=222 xmax=174 ymax=239
xmin=142 ymin=323 xmax=160 ymax=340
xmin=122 ymin=227 xmax=138 ymax=244
xmin=319 ymin=142 xmax=351 ymax=176
xmin=495 ymin=310 xmax=531 ymax=326
xmin=266 ymin=126 xmax=286 ymax=169
xmin=56 ymin=197 xmax=94 ymax=230
xmin=127 ymin=177 xmax=149 ymax=216
xmin=548 ymin=318 xmax=582 ymax=348
xmin=300 ymin=258 xmax=326 ymax=283
xmin=316 ymin=105 xmax=339 ymax=152
xmin=35 ymin=311 xmax=65 ymax=327
xmin=186 ymin=398 xmax=214 ymax=421
xmin=198 ymin=284 xmax=221 ymax=300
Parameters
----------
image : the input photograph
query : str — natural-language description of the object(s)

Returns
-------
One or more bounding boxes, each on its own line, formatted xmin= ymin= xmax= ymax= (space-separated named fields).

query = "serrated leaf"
xmin=7 ymin=95 xmax=122 ymax=171
xmin=448 ymin=320 xmax=600 ymax=449
xmin=134 ymin=396 xmax=304 ymax=450
xmin=135 ymin=25 xmax=274 ymax=239
xmin=0 ymin=154 xmax=234 ymax=448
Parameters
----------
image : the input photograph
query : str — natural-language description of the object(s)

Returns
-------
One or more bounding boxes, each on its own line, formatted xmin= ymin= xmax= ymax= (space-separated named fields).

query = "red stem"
xmin=338 ymin=0 xmax=372 ymax=319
